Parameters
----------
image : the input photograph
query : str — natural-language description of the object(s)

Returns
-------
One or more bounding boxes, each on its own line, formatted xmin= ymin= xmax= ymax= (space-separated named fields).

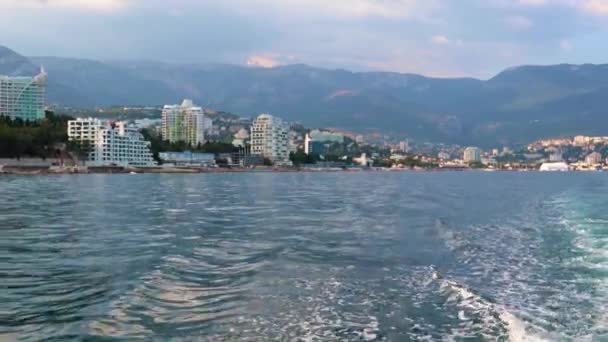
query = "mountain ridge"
xmin=2 ymin=45 xmax=608 ymax=146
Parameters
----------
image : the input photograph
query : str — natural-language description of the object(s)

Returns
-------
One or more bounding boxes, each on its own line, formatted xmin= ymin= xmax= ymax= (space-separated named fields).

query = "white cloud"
xmin=581 ymin=0 xmax=608 ymax=15
xmin=222 ymin=0 xmax=438 ymax=18
xmin=517 ymin=0 xmax=548 ymax=5
xmin=0 ymin=0 xmax=130 ymax=12
xmin=560 ymin=39 xmax=573 ymax=51
xmin=505 ymin=0 xmax=608 ymax=16
xmin=431 ymin=35 xmax=450 ymax=45
xmin=504 ymin=15 xmax=534 ymax=30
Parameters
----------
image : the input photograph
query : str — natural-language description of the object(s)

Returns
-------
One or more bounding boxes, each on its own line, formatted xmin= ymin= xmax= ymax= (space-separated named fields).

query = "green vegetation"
xmin=289 ymin=150 xmax=318 ymax=165
xmin=467 ymin=161 xmax=485 ymax=169
xmin=56 ymin=106 xmax=162 ymax=120
xmin=0 ymin=111 xmax=73 ymax=159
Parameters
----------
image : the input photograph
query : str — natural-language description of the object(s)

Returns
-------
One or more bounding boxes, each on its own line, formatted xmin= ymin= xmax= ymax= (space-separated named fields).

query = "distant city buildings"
xmin=289 ymin=130 xmax=302 ymax=154
xmin=549 ymin=152 xmax=563 ymax=162
xmin=250 ymin=113 xmax=292 ymax=166
xmin=68 ymin=118 xmax=155 ymax=167
xmin=161 ymin=99 xmax=206 ymax=146
xmin=438 ymin=152 xmax=450 ymax=160
xmin=0 ymin=68 xmax=47 ymax=121
xmin=532 ymin=135 xmax=608 ymax=149
xmin=585 ymin=152 xmax=602 ymax=166
xmin=399 ymin=140 xmax=410 ymax=153
xmin=304 ymin=130 xmax=345 ymax=155
xmin=463 ymin=147 xmax=481 ymax=163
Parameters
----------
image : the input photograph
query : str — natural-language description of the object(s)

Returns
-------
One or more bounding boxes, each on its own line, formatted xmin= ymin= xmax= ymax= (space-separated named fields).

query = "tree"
xmin=67 ymin=140 xmax=92 ymax=165
xmin=289 ymin=150 xmax=318 ymax=165
xmin=0 ymin=111 xmax=73 ymax=159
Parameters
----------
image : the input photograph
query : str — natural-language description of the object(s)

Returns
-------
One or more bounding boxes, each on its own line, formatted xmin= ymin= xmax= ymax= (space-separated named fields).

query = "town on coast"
xmin=2 ymin=70 xmax=607 ymax=175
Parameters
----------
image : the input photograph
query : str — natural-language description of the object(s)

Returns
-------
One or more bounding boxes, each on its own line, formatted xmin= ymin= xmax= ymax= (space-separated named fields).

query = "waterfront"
xmin=1 ymin=172 xmax=607 ymax=340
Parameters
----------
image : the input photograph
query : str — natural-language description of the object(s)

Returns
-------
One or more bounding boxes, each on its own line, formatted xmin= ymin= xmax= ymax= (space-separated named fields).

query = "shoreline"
xmin=0 ymin=165 xmax=583 ymax=176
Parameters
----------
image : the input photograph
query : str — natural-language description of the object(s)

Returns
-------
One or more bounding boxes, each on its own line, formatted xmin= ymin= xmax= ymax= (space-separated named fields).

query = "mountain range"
xmin=2 ymin=44 xmax=607 ymax=146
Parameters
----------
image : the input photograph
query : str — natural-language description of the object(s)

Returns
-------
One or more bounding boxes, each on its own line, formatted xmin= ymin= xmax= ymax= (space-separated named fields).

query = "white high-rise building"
xmin=161 ymin=99 xmax=206 ymax=146
xmin=0 ymin=68 xmax=47 ymax=121
xmin=463 ymin=147 xmax=481 ymax=163
xmin=68 ymin=118 xmax=155 ymax=167
xmin=250 ymin=113 xmax=292 ymax=166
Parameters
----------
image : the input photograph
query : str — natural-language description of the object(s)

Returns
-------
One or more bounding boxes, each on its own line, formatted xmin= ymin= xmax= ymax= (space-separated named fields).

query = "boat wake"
xmin=430 ymin=268 xmax=557 ymax=341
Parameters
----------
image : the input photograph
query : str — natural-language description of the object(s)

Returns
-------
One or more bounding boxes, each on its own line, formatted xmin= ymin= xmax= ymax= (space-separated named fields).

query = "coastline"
xmin=0 ymin=165 xmax=565 ymax=176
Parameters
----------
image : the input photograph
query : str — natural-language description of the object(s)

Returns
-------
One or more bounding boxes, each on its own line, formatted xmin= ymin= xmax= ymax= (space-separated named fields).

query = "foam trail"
xmin=431 ymin=269 xmax=557 ymax=342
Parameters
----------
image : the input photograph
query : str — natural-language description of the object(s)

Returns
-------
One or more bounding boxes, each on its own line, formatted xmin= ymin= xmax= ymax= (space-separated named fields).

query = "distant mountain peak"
xmin=0 ymin=45 xmax=39 ymax=76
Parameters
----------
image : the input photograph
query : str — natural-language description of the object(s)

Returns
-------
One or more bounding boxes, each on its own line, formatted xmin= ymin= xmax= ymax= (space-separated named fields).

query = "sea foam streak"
xmin=431 ymin=269 xmax=557 ymax=341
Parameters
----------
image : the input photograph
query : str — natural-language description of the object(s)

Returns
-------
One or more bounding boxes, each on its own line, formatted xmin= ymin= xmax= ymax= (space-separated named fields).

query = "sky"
xmin=1 ymin=0 xmax=607 ymax=78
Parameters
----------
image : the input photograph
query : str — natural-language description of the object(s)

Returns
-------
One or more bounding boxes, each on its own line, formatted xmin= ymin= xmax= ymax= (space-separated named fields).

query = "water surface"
xmin=1 ymin=172 xmax=607 ymax=340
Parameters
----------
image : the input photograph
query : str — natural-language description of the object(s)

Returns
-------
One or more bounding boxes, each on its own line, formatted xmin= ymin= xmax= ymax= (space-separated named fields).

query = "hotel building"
xmin=250 ymin=113 xmax=292 ymax=166
xmin=0 ymin=68 xmax=47 ymax=121
xmin=68 ymin=118 xmax=155 ymax=167
xmin=463 ymin=147 xmax=481 ymax=163
xmin=161 ymin=99 xmax=206 ymax=146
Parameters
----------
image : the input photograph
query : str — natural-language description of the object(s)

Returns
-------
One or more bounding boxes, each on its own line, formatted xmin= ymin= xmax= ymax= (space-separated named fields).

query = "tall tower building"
xmin=0 ymin=67 xmax=47 ymax=121
xmin=250 ymin=113 xmax=292 ymax=166
xmin=161 ymin=99 xmax=205 ymax=146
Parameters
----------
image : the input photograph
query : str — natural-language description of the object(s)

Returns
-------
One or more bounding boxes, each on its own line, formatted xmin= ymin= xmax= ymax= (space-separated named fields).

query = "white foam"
xmin=433 ymin=268 xmax=556 ymax=342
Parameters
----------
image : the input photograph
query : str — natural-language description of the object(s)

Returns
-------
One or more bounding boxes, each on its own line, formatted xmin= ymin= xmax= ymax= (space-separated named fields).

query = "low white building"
xmin=539 ymin=162 xmax=569 ymax=172
xmin=159 ymin=151 xmax=215 ymax=167
xmin=68 ymin=118 xmax=155 ymax=167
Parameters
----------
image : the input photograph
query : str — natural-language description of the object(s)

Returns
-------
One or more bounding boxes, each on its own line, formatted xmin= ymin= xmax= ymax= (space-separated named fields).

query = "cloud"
xmin=505 ymin=0 xmax=608 ymax=16
xmin=431 ymin=35 xmax=450 ymax=45
xmin=430 ymin=35 xmax=463 ymax=47
xmin=517 ymin=0 xmax=548 ymax=5
xmin=504 ymin=15 xmax=534 ymax=30
xmin=0 ymin=0 xmax=129 ymax=11
xmin=560 ymin=39 xmax=573 ymax=51
xmin=581 ymin=0 xmax=608 ymax=15
xmin=221 ymin=0 xmax=438 ymax=18
xmin=246 ymin=56 xmax=280 ymax=68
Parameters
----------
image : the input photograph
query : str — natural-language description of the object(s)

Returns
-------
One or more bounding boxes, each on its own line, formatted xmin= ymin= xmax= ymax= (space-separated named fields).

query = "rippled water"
xmin=1 ymin=172 xmax=607 ymax=341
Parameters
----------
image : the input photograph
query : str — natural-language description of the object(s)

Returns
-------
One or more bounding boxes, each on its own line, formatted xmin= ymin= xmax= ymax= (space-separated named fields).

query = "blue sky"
xmin=1 ymin=0 xmax=607 ymax=78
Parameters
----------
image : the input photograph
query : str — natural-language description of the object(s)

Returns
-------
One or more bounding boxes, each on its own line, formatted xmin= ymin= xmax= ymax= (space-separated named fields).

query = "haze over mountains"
xmin=2 ymin=44 xmax=607 ymax=146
